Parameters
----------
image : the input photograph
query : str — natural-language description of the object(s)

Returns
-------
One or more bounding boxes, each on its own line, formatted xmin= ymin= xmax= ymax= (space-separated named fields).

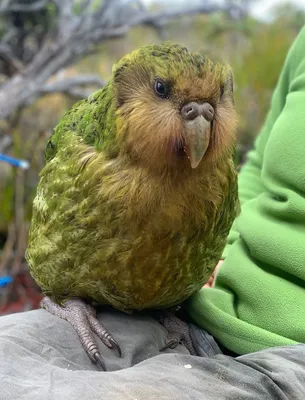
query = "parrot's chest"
xmin=83 ymin=172 xmax=220 ymax=311
xmin=29 ymin=160 xmax=230 ymax=311
xmin=90 ymin=228 xmax=210 ymax=311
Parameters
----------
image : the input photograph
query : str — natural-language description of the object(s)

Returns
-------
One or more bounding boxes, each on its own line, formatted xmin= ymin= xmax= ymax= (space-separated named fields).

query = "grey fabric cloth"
xmin=1 ymin=309 xmax=305 ymax=399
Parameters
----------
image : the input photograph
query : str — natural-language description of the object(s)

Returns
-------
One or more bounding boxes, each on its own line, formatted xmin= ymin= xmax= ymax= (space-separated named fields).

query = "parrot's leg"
xmin=159 ymin=311 xmax=197 ymax=356
xmin=40 ymin=296 xmax=121 ymax=369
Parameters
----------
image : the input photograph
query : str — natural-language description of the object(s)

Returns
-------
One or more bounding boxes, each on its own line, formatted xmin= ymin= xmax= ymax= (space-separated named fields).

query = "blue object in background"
xmin=0 ymin=153 xmax=29 ymax=169
xmin=0 ymin=276 xmax=13 ymax=288
xmin=0 ymin=155 xmax=28 ymax=289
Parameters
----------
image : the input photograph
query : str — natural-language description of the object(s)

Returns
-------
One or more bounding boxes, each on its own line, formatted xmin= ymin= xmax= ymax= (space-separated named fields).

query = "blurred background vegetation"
xmin=0 ymin=0 xmax=304 ymax=313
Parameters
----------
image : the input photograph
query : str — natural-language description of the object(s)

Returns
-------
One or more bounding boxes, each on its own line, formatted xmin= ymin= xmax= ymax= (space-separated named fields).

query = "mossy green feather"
xmin=26 ymin=42 xmax=239 ymax=312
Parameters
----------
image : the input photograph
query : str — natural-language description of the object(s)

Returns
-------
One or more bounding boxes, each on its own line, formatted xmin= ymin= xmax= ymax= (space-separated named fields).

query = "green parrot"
xmin=26 ymin=42 xmax=239 ymax=369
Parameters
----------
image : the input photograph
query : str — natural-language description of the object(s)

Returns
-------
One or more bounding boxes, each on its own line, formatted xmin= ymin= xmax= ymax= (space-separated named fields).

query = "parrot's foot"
xmin=159 ymin=311 xmax=197 ymax=356
xmin=40 ymin=297 xmax=121 ymax=370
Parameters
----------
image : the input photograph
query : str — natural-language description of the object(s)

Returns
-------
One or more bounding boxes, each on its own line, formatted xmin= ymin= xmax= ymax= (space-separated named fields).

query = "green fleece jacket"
xmin=187 ymin=26 xmax=305 ymax=355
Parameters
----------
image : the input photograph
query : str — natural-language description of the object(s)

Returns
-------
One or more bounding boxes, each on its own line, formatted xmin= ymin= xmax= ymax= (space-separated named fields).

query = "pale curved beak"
xmin=183 ymin=116 xmax=211 ymax=169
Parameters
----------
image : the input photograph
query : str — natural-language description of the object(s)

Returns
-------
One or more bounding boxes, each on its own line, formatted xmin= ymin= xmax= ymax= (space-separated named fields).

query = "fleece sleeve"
xmin=188 ymin=26 xmax=305 ymax=356
xmin=222 ymin=28 xmax=301 ymax=259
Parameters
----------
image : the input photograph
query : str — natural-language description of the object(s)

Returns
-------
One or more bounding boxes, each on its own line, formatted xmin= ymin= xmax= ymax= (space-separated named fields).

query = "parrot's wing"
xmin=44 ymin=98 xmax=94 ymax=164
xmin=27 ymin=126 xmax=100 ymax=299
xmin=27 ymin=82 xmax=121 ymax=299
xmin=44 ymin=84 xmax=114 ymax=164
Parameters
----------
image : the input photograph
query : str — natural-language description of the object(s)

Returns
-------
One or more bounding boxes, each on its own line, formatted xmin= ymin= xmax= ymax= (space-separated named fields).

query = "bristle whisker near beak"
xmin=171 ymin=134 xmax=185 ymax=155
xmin=120 ymin=99 xmax=190 ymax=170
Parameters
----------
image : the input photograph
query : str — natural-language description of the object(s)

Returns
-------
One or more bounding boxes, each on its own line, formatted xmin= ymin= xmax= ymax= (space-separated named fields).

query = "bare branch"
xmin=0 ymin=44 xmax=24 ymax=72
xmin=58 ymin=87 xmax=94 ymax=99
xmin=0 ymin=0 xmax=48 ymax=15
xmin=0 ymin=0 xmax=240 ymax=120
xmin=0 ymin=135 xmax=12 ymax=152
xmin=40 ymin=74 xmax=105 ymax=97
xmin=129 ymin=4 xmax=224 ymax=28
xmin=52 ymin=0 xmax=77 ymax=40
xmin=41 ymin=74 xmax=104 ymax=92
xmin=2 ymin=27 xmax=18 ymax=45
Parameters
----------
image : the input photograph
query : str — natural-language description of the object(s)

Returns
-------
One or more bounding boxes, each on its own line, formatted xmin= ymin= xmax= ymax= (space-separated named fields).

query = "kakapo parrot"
xmin=26 ymin=42 xmax=239 ymax=369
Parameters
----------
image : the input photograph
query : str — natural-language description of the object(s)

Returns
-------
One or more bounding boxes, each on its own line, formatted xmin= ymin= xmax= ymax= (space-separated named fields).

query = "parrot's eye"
xmin=154 ymin=79 xmax=170 ymax=99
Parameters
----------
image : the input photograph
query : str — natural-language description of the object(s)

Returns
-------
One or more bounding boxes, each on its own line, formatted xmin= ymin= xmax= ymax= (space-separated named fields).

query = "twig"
xmin=0 ymin=44 xmax=24 ymax=72
xmin=40 ymin=74 xmax=105 ymax=94
xmin=0 ymin=0 xmax=49 ymax=15
xmin=0 ymin=135 xmax=12 ymax=153
xmin=0 ymin=0 xmax=237 ymax=120
xmin=57 ymin=87 xmax=94 ymax=99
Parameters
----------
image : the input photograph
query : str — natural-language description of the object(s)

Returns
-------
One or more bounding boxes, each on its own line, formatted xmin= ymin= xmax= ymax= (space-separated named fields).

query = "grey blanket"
xmin=1 ymin=308 xmax=305 ymax=400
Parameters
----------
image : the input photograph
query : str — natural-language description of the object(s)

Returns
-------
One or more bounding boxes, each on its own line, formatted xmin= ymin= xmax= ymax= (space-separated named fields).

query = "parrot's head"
xmin=112 ymin=42 xmax=237 ymax=171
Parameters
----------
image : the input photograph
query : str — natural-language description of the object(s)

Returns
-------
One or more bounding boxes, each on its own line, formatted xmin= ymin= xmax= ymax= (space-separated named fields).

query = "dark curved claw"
xmin=159 ymin=338 xmax=180 ymax=351
xmin=40 ymin=296 xmax=122 ymax=370
xmin=158 ymin=311 xmax=197 ymax=355
xmin=109 ymin=337 xmax=122 ymax=357
xmin=94 ymin=352 xmax=106 ymax=371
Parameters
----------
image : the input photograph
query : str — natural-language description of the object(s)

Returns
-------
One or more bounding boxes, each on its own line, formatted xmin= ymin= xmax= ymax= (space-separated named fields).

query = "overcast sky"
xmin=143 ymin=0 xmax=305 ymax=21
xmin=251 ymin=0 xmax=305 ymax=19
